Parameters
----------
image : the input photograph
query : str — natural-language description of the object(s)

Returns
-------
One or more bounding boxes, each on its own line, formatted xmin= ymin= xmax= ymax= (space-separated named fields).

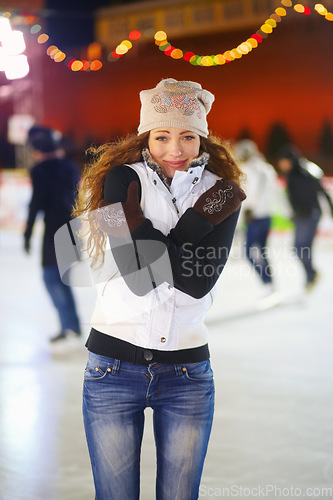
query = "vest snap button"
xmin=160 ymin=337 xmax=167 ymax=343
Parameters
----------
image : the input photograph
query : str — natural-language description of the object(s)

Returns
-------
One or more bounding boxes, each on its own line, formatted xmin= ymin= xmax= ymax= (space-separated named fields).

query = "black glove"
xmin=193 ymin=179 xmax=246 ymax=226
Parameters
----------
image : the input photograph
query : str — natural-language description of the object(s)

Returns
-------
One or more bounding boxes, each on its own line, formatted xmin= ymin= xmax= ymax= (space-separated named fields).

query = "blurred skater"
xmin=23 ymin=125 xmax=81 ymax=343
xmin=234 ymin=139 xmax=278 ymax=296
xmin=277 ymin=144 xmax=333 ymax=291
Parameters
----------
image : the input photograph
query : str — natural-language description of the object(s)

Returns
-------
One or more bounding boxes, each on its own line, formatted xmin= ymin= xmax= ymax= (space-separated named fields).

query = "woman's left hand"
xmin=192 ymin=179 xmax=246 ymax=226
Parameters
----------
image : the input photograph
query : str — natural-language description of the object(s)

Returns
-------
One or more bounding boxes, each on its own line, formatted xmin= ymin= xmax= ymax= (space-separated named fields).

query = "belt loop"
xmin=112 ymin=358 xmax=121 ymax=375
xmin=174 ymin=364 xmax=183 ymax=376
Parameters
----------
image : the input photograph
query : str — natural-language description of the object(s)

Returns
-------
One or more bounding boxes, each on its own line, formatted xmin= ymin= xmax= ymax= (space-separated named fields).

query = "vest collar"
xmin=142 ymin=148 xmax=209 ymax=191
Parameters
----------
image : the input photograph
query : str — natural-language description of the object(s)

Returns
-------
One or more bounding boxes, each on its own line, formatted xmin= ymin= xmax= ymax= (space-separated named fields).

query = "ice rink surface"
xmin=1 ymin=227 xmax=333 ymax=500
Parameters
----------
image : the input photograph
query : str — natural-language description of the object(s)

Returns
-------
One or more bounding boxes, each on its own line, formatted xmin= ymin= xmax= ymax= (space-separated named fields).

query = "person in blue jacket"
xmin=74 ymin=78 xmax=246 ymax=500
xmin=24 ymin=125 xmax=81 ymax=343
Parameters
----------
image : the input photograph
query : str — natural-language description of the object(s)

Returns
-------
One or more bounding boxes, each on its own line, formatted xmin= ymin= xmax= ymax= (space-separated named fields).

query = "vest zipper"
xmin=171 ymin=197 xmax=179 ymax=215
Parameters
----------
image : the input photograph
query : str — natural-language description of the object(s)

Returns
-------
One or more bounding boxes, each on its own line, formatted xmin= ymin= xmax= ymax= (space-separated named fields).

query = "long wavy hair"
xmin=73 ymin=132 xmax=244 ymax=265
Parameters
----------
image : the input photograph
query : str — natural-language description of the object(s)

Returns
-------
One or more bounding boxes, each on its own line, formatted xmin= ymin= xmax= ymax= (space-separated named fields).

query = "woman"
xmin=74 ymin=78 xmax=246 ymax=500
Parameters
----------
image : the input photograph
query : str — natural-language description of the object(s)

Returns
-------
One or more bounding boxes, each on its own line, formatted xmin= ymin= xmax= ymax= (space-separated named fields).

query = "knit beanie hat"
xmin=234 ymin=139 xmax=260 ymax=162
xmin=28 ymin=125 xmax=61 ymax=153
xmin=276 ymin=144 xmax=301 ymax=162
xmin=138 ymin=78 xmax=215 ymax=138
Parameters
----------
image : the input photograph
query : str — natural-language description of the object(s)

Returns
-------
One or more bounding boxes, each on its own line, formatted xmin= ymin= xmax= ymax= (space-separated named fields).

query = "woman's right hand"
xmin=97 ymin=181 xmax=145 ymax=237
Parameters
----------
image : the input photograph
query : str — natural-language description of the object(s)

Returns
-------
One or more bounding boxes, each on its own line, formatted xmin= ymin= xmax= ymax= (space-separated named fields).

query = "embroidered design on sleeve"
xmin=97 ymin=205 xmax=126 ymax=228
xmin=202 ymin=185 xmax=234 ymax=214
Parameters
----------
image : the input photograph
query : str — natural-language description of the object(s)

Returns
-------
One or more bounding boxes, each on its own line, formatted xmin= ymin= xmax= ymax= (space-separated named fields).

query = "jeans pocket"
xmin=183 ymin=360 xmax=214 ymax=383
xmin=84 ymin=365 xmax=110 ymax=381
xmin=84 ymin=355 xmax=113 ymax=380
xmin=83 ymin=352 xmax=116 ymax=381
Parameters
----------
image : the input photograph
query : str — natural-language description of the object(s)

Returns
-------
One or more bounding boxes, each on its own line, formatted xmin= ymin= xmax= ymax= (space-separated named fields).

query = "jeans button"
xmin=143 ymin=350 xmax=153 ymax=361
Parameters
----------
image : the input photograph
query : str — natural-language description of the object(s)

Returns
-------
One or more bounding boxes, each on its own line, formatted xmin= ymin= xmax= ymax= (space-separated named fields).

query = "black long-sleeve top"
xmin=286 ymin=162 xmax=333 ymax=218
xmin=103 ymin=165 xmax=240 ymax=299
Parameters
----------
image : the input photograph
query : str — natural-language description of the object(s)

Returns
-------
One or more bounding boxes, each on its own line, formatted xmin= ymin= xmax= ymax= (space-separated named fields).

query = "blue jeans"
xmin=294 ymin=214 xmax=321 ymax=283
xmin=83 ymin=352 xmax=215 ymax=500
xmin=245 ymin=217 xmax=272 ymax=285
xmin=42 ymin=266 xmax=80 ymax=333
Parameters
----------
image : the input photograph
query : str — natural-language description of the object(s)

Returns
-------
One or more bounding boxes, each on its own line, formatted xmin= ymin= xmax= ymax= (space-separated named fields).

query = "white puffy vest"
xmin=90 ymin=160 xmax=220 ymax=351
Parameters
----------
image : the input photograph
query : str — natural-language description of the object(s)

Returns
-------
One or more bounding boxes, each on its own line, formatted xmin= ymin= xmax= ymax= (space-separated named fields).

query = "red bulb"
xmin=112 ymin=50 xmax=122 ymax=59
xmin=164 ymin=45 xmax=175 ymax=56
xmin=184 ymin=51 xmax=195 ymax=61
xmin=251 ymin=33 xmax=263 ymax=43
xmin=129 ymin=30 xmax=141 ymax=40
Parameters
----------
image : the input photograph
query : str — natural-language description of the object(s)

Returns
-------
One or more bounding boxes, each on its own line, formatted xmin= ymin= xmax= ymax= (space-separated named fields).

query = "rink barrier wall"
xmin=1 ymin=169 xmax=333 ymax=237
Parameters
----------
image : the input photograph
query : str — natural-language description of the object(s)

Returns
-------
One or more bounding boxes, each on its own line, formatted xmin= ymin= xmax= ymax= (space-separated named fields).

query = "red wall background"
xmin=39 ymin=13 xmax=333 ymax=165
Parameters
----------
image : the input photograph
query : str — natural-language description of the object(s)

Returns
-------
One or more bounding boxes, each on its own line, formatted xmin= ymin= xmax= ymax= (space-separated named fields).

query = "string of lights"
xmin=154 ymin=1 xmax=333 ymax=66
xmin=0 ymin=1 xmax=332 ymax=75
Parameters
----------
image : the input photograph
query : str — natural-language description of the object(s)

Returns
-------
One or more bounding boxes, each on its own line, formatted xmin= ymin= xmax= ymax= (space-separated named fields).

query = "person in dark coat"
xmin=24 ymin=125 xmax=81 ymax=342
xmin=277 ymin=144 xmax=333 ymax=290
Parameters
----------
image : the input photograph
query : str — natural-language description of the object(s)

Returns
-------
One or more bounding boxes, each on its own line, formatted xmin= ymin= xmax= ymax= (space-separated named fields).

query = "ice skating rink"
xmin=1 ymin=226 xmax=333 ymax=500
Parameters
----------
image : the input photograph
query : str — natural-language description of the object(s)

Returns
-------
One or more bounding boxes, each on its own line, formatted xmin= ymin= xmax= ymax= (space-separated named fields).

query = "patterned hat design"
xmin=138 ymin=78 xmax=215 ymax=137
